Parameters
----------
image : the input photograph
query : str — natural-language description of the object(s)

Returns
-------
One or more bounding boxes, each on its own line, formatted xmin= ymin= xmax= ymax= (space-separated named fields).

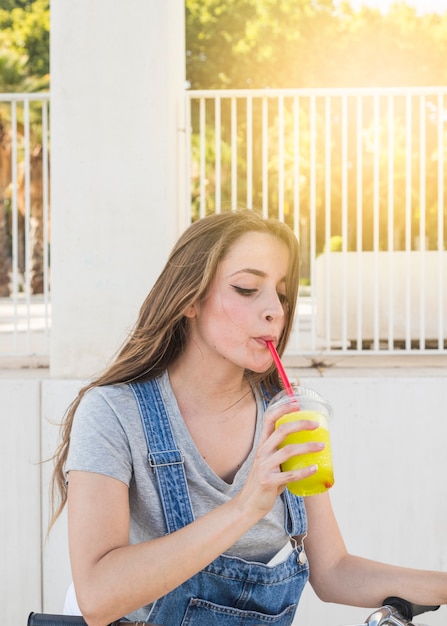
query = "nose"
xmin=264 ymin=292 xmax=286 ymax=322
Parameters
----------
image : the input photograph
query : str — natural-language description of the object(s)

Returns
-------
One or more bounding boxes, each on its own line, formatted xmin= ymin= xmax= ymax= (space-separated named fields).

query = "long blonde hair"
xmin=50 ymin=209 xmax=300 ymax=527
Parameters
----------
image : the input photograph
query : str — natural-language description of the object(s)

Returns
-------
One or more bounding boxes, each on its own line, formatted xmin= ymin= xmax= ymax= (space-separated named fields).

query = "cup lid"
xmin=268 ymin=385 xmax=333 ymax=417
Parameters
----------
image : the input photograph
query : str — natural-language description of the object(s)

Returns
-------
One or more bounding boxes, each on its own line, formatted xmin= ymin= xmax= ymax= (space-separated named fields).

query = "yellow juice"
xmin=275 ymin=409 xmax=334 ymax=497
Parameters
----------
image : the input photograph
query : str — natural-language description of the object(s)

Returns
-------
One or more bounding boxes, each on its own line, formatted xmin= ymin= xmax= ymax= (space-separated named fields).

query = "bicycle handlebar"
xmin=383 ymin=596 xmax=440 ymax=619
xmin=27 ymin=613 xmax=158 ymax=626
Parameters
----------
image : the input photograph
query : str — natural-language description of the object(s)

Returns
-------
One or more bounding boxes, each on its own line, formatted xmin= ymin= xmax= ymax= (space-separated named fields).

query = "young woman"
xmin=51 ymin=209 xmax=447 ymax=626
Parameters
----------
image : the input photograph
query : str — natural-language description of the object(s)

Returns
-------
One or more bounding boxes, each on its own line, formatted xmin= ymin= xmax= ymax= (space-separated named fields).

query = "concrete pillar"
xmin=50 ymin=0 xmax=185 ymax=378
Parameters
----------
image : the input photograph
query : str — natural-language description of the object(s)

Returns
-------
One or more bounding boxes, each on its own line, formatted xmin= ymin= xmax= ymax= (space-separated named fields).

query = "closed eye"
xmin=231 ymin=284 xmax=288 ymax=308
xmin=231 ymin=285 xmax=257 ymax=296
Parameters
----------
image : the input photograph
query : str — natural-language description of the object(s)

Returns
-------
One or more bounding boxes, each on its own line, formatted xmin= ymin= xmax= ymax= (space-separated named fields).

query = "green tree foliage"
xmin=0 ymin=0 xmax=49 ymax=92
xmin=0 ymin=0 xmax=32 ymax=9
xmin=186 ymin=0 xmax=447 ymax=89
xmin=186 ymin=1 xmax=447 ymax=256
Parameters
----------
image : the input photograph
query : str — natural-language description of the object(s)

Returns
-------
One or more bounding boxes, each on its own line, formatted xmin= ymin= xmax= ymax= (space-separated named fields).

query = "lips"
xmin=254 ymin=336 xmax=276 ymax=347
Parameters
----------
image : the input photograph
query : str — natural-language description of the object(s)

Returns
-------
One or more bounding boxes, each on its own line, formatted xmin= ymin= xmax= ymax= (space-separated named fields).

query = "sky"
xmin=345 ymin=0 xmax=447 ymax=13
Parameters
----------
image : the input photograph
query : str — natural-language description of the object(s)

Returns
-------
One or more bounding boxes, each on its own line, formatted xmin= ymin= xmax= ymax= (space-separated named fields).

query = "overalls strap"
xmin=130 ymin=379 xmax=195 ymax=533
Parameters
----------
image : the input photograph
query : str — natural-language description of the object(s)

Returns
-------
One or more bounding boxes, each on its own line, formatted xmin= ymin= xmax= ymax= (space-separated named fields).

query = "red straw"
xmin=266 ymin=341 xmax=295 ymax=398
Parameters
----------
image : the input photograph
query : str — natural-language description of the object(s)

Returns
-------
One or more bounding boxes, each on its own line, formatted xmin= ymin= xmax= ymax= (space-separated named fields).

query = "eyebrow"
xmin=229 ymin=268 xmax=266 ymax=278
xmin=229 ymin=268 xmax=287 ymax=282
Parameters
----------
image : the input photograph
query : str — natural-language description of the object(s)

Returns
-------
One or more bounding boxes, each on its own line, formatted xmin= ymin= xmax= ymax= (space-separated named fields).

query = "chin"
xmin=247 ymin=362 xmax=272 ymax=374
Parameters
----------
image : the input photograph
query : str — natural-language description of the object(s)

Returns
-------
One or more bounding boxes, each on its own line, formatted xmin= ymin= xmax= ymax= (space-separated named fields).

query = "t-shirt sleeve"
xmin=65 ymin=387 xmax=133 ymax=486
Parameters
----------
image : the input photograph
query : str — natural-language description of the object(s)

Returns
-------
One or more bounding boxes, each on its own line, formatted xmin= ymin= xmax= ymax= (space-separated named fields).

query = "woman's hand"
xmin=236 ymin=399 xmax=324 ymax=519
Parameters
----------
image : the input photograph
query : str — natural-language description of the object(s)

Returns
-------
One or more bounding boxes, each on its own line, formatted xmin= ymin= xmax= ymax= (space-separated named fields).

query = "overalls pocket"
xmin=180 ymin=597 xmax=297 ymax=625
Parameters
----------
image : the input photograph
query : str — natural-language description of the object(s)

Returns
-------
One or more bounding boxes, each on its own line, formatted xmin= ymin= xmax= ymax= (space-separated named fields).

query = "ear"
xmin=183 ymin=303 xmax=197 ymax=319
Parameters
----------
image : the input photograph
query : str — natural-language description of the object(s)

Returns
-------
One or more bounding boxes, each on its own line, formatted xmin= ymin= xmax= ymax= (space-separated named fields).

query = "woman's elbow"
xmin=75 ymin=589 xmax=111 ymax=626
xmin=309 ymin=573 xmax=335 ymax=603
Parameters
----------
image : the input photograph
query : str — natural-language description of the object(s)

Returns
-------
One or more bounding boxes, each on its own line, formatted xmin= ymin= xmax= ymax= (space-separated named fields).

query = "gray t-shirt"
xmin=66 ymin=371 xmax=289 ymax=563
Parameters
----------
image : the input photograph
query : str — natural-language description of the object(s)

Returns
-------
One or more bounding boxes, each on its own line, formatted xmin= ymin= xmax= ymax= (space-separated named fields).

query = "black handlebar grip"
xmin=28 ymin=615 xmax=88 ymax=626
xmin=382 ymin=596 xmax=440 ymax=619
xmin=28 ymin=613 xmax=156 ymax=626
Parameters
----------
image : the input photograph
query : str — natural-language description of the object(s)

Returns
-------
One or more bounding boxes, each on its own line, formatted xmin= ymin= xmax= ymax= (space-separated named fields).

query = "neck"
xmin=168 ymin=358 xmax=252 ymax=417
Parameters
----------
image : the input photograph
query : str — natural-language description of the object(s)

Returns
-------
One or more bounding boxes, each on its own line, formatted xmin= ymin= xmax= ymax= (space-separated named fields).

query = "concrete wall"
xmin=3 ymin=369 xmax=447 ymax=625
xmin=1 ymin=376 xmax=42 ymax=624
xmin=50 ymin=0 xmax=186 ymax=379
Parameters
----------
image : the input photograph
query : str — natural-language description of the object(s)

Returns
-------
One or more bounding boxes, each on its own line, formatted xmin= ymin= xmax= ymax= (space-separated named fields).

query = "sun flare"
xmin=343 ymin=0 xmax=447 ymax=14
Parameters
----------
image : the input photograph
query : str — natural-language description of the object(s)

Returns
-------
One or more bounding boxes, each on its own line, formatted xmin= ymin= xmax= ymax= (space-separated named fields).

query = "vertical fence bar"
xmin=373 ymin=93 xmax=380 ymax=351
xmin=262 ymin=97 xmax=269 ymax=218
xmin=387 ymin=94 xmax=395 ymax=350
xmin=246 ymin=96 xmax=253 ymax=210
xmin=41 ymin=99 xmax=50 ymax=347
xmin=199 ymin=97 xmax=206 ymax=218
xmin=419 ymin=94 xmax=426 ymax=349
xmin=293 ymin=96 xmax=300 ymax=234
xmin=293 ymin=96 xmax=302 ymax=353
xmin=278 ymin=95 xmax=285 ymax=221
xmin=10 ymin=101 xmax=19 ymax=353
xmin=309 ymin=94 xmax=317 ymax=351
xmin=23 ymin=99 xmax=32 ymax=353
xmin=356 ymin=95 xmax=363 ymax=351
xmin=324 ymin=95 xmax=332 ymax=350
xmin=231 ymin=97 xmax=237 ymax=209
xmin=437 ymin=91 xmax=445 ymax=349
xmin=184 ymin=94 xmax=192 ymax=225
xmin=215 ymin=97 xmax=221 ymax=213
xmin=342 ymin=96 xmax=349 ymax=348
xmin=405 ymin=94 xmax=412 ymax=349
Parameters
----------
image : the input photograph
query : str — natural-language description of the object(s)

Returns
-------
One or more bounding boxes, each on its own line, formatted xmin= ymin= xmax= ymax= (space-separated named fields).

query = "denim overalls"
xmin=130 ymin=379 xmax=309 ymax=625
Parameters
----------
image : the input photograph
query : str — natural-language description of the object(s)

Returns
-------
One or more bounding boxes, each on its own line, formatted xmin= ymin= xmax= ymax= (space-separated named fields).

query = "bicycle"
xmin=27 ymin=597 xmax=441 ymax=626
xmin=340 ymin=596 xmax=440 ymax=626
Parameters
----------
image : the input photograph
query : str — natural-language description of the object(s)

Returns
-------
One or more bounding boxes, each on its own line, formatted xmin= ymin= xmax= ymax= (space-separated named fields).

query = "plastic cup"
xmin=269 ymin=385 xmax=334 ymax=497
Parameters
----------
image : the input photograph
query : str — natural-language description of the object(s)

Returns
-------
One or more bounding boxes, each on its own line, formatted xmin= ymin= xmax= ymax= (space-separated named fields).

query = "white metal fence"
xmin=1 ymin=88 xmax=446 ymax=359
xmin=0 ymin=92 xmax=51 ymax=359
xmin=186 ymin=87 xmax=447 ymax=355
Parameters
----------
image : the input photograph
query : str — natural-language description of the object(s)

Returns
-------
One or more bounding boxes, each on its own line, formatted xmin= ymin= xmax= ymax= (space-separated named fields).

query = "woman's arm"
xmin=303 ymin=492 xmax=447 ymax=608
xmin=68 ymin=470 xmax=263 ymax=626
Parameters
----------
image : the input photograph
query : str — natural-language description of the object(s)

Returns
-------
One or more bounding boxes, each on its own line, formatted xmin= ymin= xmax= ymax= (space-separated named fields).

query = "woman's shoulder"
xmin=75 ymin=382 xmax=140 ymax=432
xmin=68 ymin=383 xmax=142 ymax=486
xmin=81 ymin=381 xmax=135 ymax=407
